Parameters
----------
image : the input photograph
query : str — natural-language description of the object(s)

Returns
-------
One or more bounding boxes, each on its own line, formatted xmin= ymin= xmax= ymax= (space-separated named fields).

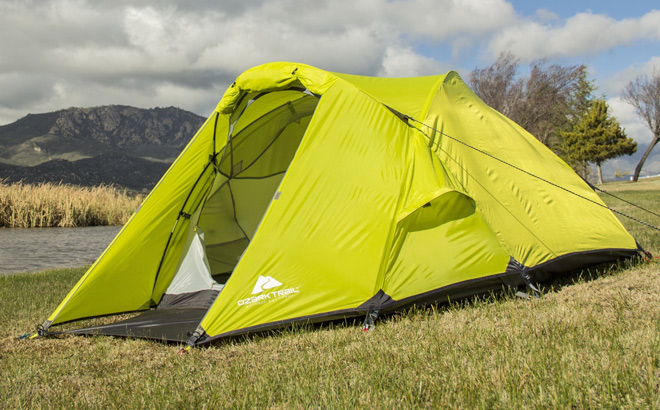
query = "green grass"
xmin=598 ymin=178 xmax=660 ymax=255
xmin=1 ymin=187 xmax=659 ymax=409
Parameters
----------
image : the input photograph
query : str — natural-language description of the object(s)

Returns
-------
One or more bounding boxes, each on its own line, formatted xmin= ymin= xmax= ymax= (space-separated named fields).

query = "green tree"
xmin=566 ymin=71 xmax=596 ymax=126
xmin=562 ymin=99 xmax=637 ymax=184
xmin=560 ymin=71 xmax=597 ymax=177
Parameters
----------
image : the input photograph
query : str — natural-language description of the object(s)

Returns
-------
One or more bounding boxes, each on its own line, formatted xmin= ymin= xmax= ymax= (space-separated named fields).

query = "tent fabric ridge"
xmin=396 ymin=187 xmax=465 ymax=222
xmin=434 ymin=141 xmax=558 ymax=258
xmin=419 ymin=75 xmax=452 ymax=123
xmin=407 ymin=114 xmax=645 ymax=231
xmin=211 ymin=112 xmax=220 ymax=162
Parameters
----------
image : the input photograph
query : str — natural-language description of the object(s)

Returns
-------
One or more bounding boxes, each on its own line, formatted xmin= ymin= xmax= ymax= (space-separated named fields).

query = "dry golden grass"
xmin=0 ymin=181 xmax=143 ymax=228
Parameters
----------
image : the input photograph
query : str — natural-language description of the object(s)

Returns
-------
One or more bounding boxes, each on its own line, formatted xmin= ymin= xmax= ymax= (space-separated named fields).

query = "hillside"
xmin=0 ymin=153 xmax=171 ymax=191
xmin=0 ymin=105 xmax=205 ymax=189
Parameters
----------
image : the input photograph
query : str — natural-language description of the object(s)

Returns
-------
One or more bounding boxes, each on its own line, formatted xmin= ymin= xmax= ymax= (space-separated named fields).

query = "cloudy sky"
xmin=1 ymin=0 xmax=658 ymax=152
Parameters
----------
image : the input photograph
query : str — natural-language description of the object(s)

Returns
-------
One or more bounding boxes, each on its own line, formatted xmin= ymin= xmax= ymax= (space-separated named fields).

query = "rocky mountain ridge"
xmin=0 ymin=105 xmax=206 ymax=189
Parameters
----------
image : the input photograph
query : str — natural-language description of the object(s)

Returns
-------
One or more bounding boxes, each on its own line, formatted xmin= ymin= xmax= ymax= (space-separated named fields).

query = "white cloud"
xmin=489 ymin=9 xmax=660 ymax=61
xmin=386 ymin=0 xmax=516 ymax=40
xmin=598 ymin=56 xmax=659 ymax=153
xmin=600 ymin=57 xmax=660 ymax=96
xmin=378 ymin=46 xmax=450 ymax=77
xmin=608 ymin=96 xmax=654 ymax=145
xmin=1 ymin=0 xmax=519 ymax=125
xmin=534 ymin=9 xmax=559 ymax=23
xmin=0 ymin=0 xmax=658 ymax=130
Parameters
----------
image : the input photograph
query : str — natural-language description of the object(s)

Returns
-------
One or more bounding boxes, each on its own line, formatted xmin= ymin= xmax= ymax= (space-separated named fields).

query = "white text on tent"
xmin=237 ymin=287 xmax=300 ymax=307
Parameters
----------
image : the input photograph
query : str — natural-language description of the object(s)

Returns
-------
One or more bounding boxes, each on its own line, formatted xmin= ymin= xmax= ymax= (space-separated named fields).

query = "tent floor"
xmin=66 ymin=308 xmax=207 ymax=343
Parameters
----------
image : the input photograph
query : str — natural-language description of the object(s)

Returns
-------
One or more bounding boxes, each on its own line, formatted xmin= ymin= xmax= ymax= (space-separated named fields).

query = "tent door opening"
xmin=69 ymin=89 xmax=322 ymax=340
xmin=193 ymin=89 xmax=320 ymax=284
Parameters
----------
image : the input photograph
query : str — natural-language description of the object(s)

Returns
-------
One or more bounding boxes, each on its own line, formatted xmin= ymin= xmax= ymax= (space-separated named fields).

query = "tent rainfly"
xmin=35 ymin=62 xmax=642 ymax=346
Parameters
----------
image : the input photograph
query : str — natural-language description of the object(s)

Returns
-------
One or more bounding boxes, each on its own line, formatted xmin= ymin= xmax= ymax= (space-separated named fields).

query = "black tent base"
xmin=59 ymin=248 xmax=641 ymax=345
xmin=65 ymin=308 xmax=207 ymax=343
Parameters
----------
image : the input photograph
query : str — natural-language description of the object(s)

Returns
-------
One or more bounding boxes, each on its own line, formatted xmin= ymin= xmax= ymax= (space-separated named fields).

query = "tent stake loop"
xmin=362 ymin=310 xmax=379 ymax=331
xmin=520 ymin=271 xmax=541 ymax=299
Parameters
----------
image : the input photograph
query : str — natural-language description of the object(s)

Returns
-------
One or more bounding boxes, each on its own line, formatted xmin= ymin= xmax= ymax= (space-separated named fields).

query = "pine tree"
xmin=562 ymin=99 xmax=637 ymax=184
xmin=561 ymin=71 xmax=596 ymax=178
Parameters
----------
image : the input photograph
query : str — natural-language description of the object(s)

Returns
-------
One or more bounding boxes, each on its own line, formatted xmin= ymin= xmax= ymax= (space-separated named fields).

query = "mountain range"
xmin=1 ymin=104 xmax=657 ymax=189
xmin=0 ymin=105 xmax=206 ymax=190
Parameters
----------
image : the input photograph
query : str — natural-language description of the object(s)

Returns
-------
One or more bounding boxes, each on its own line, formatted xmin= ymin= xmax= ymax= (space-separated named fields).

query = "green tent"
xmin=36 ymin=62 xmax=640 ymax=346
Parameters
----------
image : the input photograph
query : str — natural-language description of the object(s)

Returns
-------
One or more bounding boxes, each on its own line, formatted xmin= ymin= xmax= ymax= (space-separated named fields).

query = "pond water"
xmin=0 ymin=225 xmax=122 ymax=275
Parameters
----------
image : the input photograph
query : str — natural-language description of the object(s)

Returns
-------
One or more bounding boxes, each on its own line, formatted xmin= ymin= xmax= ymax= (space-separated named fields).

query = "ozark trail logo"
xmin=238 ymin=275 xmax=300 ymax=307
xmin=251 ymin=275 xmax=282 ymax=294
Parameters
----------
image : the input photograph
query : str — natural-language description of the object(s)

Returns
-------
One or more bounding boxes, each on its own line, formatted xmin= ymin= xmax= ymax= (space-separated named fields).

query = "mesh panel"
xmin=205 ymin=237 xmax=250 ymax=277
xmin=197 ymin=89 xmax=319 ymax=280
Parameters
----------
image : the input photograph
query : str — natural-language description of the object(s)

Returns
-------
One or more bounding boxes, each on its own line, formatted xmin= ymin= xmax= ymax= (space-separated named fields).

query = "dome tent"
xmin=36 ymin=62 xmax=640 ymax=346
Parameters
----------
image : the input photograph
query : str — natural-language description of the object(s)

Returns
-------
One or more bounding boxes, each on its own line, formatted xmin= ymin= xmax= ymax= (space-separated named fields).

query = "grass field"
xmin=1 ymin=181 xmax=659 ymax=409
xmin=0 ymin=181 xmax=143 ymax=228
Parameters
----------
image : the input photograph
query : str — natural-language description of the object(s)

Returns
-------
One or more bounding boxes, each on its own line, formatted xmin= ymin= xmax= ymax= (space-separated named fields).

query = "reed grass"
xmin=0 ymin=181 xmax=143 ymax=228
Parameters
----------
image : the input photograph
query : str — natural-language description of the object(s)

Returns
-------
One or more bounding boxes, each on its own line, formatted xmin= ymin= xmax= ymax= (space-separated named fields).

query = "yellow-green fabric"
xmin=46 ymin=113 xmax=220 ymax=324
xmin=422 ymin=72 xmax=635 ymax=266
xmin=44 ymin=62 xmax=637 ymax=341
